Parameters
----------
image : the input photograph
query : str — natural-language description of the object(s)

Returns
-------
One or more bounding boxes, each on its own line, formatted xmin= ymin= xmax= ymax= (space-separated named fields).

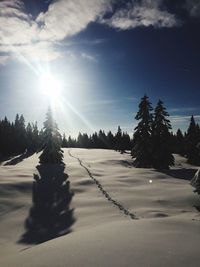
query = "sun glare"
xmin=40 ymin=73 xmax=62 ymax=103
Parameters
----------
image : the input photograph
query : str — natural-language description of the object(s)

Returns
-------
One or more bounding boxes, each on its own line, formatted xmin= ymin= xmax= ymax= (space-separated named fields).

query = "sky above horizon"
xmin=0 ymin=0 xmax=200 ymax=137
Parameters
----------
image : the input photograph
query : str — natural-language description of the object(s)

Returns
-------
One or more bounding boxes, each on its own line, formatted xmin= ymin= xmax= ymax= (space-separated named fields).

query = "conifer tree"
xmin=186 ymin=116 xmax=200 ymax=165
xmin=107 ymin=131 xmax=115 ymax=149
xmin=62 ymin=133 xmax=68 ymax=148
xmin=152 ymin=100 xmax=174 ymax=169
xmin=132 ymin=95 xmax=153 ymax=167
xmin=68 ymin=136 xmax=76 ymax=148
xmin=115 ymin=126 xmax=122 ymax=151
xmin=175 ymin=129 xmax=185 ymax=156
xmin=121 ymin=132 xmax=131 ymax=151
xmin=22 ymin=108 xmax=74 ymax=243
xmin=39 ymin=108 xmax=63 ymax=164
xmin=14 ymin=114 xmax=27 ymax=153
xmin=98 ymin=130 xmax=107 ymax=149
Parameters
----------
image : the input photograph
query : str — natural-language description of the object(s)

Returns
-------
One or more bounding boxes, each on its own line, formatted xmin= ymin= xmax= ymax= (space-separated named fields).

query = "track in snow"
xmin=68 ymin=150 xmax=138 ymax=220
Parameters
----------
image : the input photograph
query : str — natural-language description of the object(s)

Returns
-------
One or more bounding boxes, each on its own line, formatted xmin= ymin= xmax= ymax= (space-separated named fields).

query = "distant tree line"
xmin=0 ymin=114 xmax=131 ymax=159
xmin=62 ymin=127 xmax=132 ymax=152
xmin=0 ymin=99 xmax=200 ymax=168
xmin=0 ymin=114 xmax=41 ymax=158
xmin=172 ymin=115 xmax=200 ymax=165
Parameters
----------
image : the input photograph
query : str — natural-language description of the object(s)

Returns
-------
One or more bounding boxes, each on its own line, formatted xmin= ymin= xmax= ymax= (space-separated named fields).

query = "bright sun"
xmin=40 ymin=73 xmax=62 ymax=102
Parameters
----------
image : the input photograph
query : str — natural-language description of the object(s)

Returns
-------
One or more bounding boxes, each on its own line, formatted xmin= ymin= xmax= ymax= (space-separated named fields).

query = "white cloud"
xmin=102 ymin=0 xmax=179 ymax=29
xmin=0 ymin=0 xmax=198 ymax=65
xmin=36 ymin=0 xmax=111 ymax=42
xmin=0 ymin=0 xmax=112 ymax=64
xmin=0 ymin=1 xmax=37 ymax=45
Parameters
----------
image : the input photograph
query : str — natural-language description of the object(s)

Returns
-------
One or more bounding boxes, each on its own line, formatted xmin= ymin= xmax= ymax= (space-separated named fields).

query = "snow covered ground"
xmin=0 ymin=148 xmax=200 ymax=266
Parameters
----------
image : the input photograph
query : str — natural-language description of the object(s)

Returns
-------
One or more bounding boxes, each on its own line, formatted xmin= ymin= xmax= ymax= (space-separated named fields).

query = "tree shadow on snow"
xmin=19 ymin=164 xmax=75 ymax=244
xmin=4 ymin=151 xmax=34 ymax=166
xmin=156 ymin=168 xmax=197 ymax=181
xmin=109 ymin=159 xmax=134 ymax=168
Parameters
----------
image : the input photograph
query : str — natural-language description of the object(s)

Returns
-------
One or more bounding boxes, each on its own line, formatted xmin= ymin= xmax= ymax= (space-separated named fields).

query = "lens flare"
xmin=40 ymin=73 xmax=62 ymax=103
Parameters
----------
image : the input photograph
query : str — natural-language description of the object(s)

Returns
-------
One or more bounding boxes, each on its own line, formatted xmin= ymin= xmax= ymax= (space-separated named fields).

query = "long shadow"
xmin=108 ymin=159 xmax=134 ymax=168
xmin=19 ymin=164 xmax=75 ymax=244
xmin=156 ymin=168 xmax=197 ymax=181
xmin=0 ymin=155 xmax=12 ymax=165
xmin=4 ymin=151 xmax=34 ymax=166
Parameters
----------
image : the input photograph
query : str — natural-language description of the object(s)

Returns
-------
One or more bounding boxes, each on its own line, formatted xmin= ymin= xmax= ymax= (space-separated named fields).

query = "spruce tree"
xmin=22 ymin=108 xmax=74 ymax=243
xmin=62 ymin=133 xmax=68 ymax=148
xmin=175 ymin=129 xmax=185 ymax=156
xmin=39 ymin=108 xmax=64 ymax=164
xmin=186 ymin=116 xmax=200 ymax=165
xmin=132 ymin=95 xmax=153 ymax=167
xmin=152 ymin=100 xmax=174 ymax=169
xmin=107 ymin=131 xmax=115 ymax=149
xmin=115 ymin=126 xmax=122 ymax=151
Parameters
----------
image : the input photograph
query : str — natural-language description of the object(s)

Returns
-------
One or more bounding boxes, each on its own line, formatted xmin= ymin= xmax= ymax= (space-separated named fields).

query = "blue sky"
xmin=0 ymin=0 xmax=200 ymax=136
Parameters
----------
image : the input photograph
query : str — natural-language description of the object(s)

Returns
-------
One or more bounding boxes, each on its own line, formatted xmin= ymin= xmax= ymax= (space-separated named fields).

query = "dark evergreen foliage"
xmin=152 ymin=100 xmax=174 ymax=169
xmin=21 ymin=109 xmax=74 ymax=244
xmin=115 ymin=126 xmax=122 ymax=151
xmin=39 ymin=108 xmax=64 ymax=164
xmin=132 ymin=95 xmax=153 ymax=167
xmin=0 ymin=115 xmax=40 ymax=159
xmin=185 ymin=116 xmax=200 ymax=165
xmin=61 ymin=128 xmax=132 ymax=151
xmin=26 ymin=122 xmax=39 ymax=153
xmin=174 ymin=129 xmax=185 ymax=156
xmin=107 ymin=131 xmax=115 ymax=149
xmin=62 ymin=133 xmax=68 ymax=148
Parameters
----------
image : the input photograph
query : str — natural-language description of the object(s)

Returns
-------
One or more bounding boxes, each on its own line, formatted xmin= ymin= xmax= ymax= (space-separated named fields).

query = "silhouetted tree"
xmin=98 ymin=130 xmax=107 ymax=149
xmin=121 ymin=132 xmax=131 ymax=152
xmin=62 ymin=133 xmax=68 ymax=148
xmin=26 ymin=122 xmax=39 ymax=153
xmin=91 ymin=132 xmax=99 ymax=148
xmin=152 ymin=100 xmax=174 ymax=169
xmin=68 ymin=136 xmax=76 ymax=148
xmin=21 ymin=108 xmax=74 ymax=243
xmin=115 ymin=126 xmax=122 ymax=151
xmin=39 ymin=108 xmax=64 ymax=164
xmin=14 ymin=114 xmax=27 ymax=153
xmin=174 ymin=129 xmax=185 ymax=156
xmin=132 ymin=95 xmax=153 ymax=167
xmin=107 ymin=131 xmax=115 ymax=149
xmin=186 ymin=116 xmax=200 ymax=165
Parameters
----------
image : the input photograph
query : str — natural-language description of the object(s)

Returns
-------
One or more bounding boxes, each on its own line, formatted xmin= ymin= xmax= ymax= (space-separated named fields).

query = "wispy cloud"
xmin=169 ymin=107 xmax=200 ymax=113
xmin=102 ymin=0 xmax=180 ymax=30
xmin=0 ymin=0 xmax=199 ymax=65
xmin=170 ymin=115 xmax=200 ymax=123
xmin=36 ymin=0 xmax=111 ymax=42
xmin=85 ymin=96 xmax=138 ymax=107
xmin=81 ymin=52 xmax=97 ymax=62
xmin=0 ymin=0 xmax=112 ymax=63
